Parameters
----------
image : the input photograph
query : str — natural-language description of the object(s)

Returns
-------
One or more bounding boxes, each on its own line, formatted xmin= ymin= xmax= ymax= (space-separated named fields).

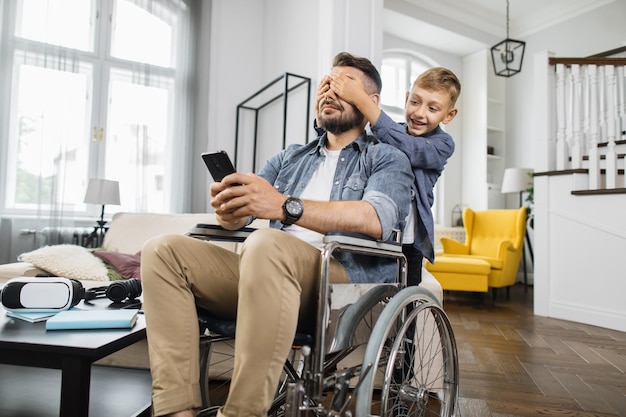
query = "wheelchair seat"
xmin=197 ymin=307 xmax=315 ymax=347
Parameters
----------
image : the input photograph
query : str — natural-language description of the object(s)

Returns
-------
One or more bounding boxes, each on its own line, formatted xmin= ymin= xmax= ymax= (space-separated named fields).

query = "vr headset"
xmin=1 ymin=277 xmax=84 ymax=312
xmin=1 ymin=277 xmax=142 ymax=312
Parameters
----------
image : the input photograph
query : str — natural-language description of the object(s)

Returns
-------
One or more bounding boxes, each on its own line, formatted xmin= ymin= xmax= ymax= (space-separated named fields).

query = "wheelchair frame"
xmin=190 ymin=225 xmax=459 ymax=417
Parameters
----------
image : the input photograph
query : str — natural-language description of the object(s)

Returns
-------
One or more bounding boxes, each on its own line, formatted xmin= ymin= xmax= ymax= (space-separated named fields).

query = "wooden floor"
xmin=443 ymin=284 xmax=626 ymax=417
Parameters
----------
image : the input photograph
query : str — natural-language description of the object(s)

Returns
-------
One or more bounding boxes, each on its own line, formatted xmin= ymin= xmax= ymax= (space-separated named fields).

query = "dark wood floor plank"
xmin=565 ymin=341 xmax=625 ymax=372
xmin=487 ymin=399 xmax=619 ymax=417
xmin=515 ymin=329 xmax=554 ymax=349
xmin=494 ymin=352 xmax=535 ymax=385
xmin=553 ymin=371 xmax=617 ymax=414
xmin=444 ymin=284 xmax=625 ymax=417
xmin=541 ymin=334 xmax=580 ymax=356
xmin=593 ymin=347 xmax=626 ymax=372
xmin=521 ymin=362 xmax=571 ymax=397
xmin=473 ymin=346 xmax=503 ymax=373
xmin=586 ymin=382 xmax=626 ymax=417
xmin=579 ymin=372 xmax=626 ymax=386
xmin=458 ymin=397 xmax=493 ymax=417
xmin=462 ymin=385 xmax=582 ymax=409
xmin=495 ymin=323 xmax=527 ymax=342
xmin=564 ymin=340 xmax=618 ymax=365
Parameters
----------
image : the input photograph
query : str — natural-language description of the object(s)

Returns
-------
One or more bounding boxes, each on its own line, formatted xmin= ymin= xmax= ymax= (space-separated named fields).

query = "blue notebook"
xmin=45 ymin=309 xmax=139 ymax=330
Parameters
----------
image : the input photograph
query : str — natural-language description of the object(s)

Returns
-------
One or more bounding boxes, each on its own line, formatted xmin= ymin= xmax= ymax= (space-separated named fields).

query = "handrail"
xmin=588 ymin=45 xmax=626 ymax=57
xmin=549 ymin=57 xmax=626 ymax=66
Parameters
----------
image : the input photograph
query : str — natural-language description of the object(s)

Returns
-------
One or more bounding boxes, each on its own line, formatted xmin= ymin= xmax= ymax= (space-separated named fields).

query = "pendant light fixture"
xmin=490 ymin=0 xmax=526 ymax=77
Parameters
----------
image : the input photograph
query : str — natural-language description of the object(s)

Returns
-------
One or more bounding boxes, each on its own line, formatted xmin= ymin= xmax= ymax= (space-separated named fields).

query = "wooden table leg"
xmin=60 ymin=356 xmax=91 ymax=417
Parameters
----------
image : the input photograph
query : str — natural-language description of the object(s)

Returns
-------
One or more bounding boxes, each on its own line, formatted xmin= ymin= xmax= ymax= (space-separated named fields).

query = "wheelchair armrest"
xmin=187 ymin=223 xmax=256 ymax=242
xmin=323 ymin=231 xmax=402 ymax=254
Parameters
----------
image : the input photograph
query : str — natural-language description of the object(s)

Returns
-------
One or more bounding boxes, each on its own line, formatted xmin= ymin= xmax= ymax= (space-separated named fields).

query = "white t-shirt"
xmin=404 ymin=202 xmax=415 ymax=244
xmin=285 ymin=147 xmax=340 ymax=249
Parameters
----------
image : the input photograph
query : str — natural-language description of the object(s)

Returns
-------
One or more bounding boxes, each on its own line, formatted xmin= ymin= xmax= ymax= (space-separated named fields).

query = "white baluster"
xmin=598 ymin=66 xmax=607 ymax=143
xmin=587 ymin=64 xmax=600 ymax=189
xmin=565 ymin=66 xmax=574 ymax=169
xmin=605 ymin=65 xmax=617 ymax=189
xmin=555 ymin=64 xmax=567 ymax=170
xmin=582 ymin=65 xmax=590 ymax=152
xmin=617 ymin=65 xmax=625 ymax=141
xmin=570 ymin=65 xmax=582 ymax=169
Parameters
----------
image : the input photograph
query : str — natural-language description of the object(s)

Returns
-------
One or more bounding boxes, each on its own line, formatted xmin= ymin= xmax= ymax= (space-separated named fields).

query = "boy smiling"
xmin=318 ymin=66 xmax=460 ymax=285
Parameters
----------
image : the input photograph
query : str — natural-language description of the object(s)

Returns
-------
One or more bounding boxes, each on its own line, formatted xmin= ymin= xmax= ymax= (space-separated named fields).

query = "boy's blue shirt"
xmin=370 ymin=111 xmax=455 ymax=263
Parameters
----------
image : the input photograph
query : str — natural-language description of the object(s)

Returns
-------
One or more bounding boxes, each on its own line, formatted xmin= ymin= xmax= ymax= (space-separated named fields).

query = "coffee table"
xmin=0 ymin=298 xmax=148 ymax=417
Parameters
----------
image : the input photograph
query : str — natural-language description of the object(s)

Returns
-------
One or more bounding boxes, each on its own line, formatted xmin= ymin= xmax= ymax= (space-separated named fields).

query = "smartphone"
xmin=201 ymin=151 xmax=237 ymax=182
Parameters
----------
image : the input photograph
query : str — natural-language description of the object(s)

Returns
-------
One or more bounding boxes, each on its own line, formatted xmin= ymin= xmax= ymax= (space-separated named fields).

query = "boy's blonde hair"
xmin=414 ymin=67 xmax=461 ymax=107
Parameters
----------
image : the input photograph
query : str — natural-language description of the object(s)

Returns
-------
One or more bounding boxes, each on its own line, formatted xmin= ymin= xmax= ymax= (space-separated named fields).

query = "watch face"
xmin=286 ymin=198 xmax=303 ymax=216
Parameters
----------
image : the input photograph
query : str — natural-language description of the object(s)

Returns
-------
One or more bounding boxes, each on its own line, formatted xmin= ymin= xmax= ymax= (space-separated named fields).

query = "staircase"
xmin=532 ymin=49 xmax=626 ymax=332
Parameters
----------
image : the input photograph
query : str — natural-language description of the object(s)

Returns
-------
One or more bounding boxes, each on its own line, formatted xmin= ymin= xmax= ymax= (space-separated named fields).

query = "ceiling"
xmin=383 ymin=0 xmax=615 ymax=56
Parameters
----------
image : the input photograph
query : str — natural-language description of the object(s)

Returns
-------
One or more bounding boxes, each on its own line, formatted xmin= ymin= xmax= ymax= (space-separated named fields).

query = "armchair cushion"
xmin=442 ymin=254 xmax=504 ymax=270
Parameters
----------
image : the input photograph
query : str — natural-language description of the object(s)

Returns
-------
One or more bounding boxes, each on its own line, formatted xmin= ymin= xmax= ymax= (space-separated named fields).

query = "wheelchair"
xmin=188 ymin=224 xmax=459 ymax=417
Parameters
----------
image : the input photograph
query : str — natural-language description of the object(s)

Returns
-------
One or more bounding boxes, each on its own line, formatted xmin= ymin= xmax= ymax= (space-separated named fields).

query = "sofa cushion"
xmin=94 ymin=251 xmax=142 ymax=279
xmin=0 ymin=262 xmax=46 ymax=281
xmin=102 ymin=212 xmax=223 ymax=254
xmin=18 ymin=244 xmax=109 ymax=281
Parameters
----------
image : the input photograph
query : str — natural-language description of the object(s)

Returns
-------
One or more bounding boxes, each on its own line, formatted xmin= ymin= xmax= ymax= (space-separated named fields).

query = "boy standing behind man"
xmin=316 ymin=66 xmax=460 ymax=285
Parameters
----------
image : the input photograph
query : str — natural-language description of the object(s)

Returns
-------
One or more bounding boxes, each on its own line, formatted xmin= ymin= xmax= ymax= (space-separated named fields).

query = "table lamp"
xmin=501 ymin=168 xmax=533 ymax=207
xmin=84 ymin=179 xmax=120 ymax=238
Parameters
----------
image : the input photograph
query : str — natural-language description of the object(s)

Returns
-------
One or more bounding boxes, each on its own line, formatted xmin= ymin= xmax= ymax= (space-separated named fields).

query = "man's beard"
xmin=319 ymin=102 xmax=365 ymax=134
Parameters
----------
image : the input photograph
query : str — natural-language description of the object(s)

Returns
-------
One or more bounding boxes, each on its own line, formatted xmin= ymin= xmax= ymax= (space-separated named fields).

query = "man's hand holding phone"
xmin=202 ymin=151 xmax=289 ymax=226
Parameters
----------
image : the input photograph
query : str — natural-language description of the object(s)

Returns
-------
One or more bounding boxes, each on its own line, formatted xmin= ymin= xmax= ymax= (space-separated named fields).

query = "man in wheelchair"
xmin=141 ymin=52 xmax=414 ymax=417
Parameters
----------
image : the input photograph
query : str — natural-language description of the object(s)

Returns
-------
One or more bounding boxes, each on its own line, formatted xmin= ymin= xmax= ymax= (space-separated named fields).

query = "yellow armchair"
xmin=427 ymin=207 xmax=527 ymax=298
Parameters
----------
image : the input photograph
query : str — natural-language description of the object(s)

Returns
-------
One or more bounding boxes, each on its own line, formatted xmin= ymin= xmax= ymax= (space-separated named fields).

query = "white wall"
xmin=534 ymin=174 xmax=626 ymax=332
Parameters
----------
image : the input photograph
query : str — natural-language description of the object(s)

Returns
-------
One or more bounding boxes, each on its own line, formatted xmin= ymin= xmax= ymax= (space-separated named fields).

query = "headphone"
xmin=84 ymin=278 xmax=142 ymax=303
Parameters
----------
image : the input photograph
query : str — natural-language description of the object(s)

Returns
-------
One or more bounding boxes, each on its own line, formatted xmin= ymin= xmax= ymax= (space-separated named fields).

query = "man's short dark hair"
xmin=332 ymin=52 xmax=382 ymax=94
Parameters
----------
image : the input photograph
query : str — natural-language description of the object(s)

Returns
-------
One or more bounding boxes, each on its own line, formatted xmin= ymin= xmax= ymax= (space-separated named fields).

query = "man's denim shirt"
xmin=256 ymin=132 xmax=413 ymax=283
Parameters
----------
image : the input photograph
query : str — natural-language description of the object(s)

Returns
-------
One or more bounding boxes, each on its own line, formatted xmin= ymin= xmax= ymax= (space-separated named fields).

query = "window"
xmin=380 ymin=52 xmax=445 ymax=225
xmin=0 ymin=0 xmax=193 ymax=218
xmin=380 ymin=53 xmax=430 ymax=121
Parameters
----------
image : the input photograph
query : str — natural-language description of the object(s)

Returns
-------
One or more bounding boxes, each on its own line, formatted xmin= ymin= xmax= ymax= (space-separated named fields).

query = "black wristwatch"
xmin=282 ymin=197 xmax=303 ymax=226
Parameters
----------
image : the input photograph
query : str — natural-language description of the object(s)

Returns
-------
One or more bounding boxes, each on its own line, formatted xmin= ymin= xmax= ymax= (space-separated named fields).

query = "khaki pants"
xmin=142 ymin=228 xmax=349 ymax=416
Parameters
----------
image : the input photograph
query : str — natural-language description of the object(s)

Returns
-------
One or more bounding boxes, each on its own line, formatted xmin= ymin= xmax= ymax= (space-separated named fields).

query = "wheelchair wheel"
xmin=199 ymin=334 xmax=304 ymax=416
xmin=355 ymin=286 xmax=459 ymax=417
xmin=200 ymin=334 xmax=235 ymax=408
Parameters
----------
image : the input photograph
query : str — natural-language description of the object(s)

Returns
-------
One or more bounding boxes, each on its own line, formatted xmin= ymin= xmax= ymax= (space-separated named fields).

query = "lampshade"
xmin=84 ymin=179 xmax=121 ymax=205
xmin=490 ymin=0 xmax=525 ymax=77
xmin=501 ymin=168 xmax=533 ymax=194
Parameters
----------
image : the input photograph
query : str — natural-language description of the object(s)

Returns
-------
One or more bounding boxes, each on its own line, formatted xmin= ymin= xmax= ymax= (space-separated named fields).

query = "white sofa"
xmin=0 ymin=212 xmax=237 ymax=286
xmin=0 ymin=212 xmax=444 ymax=370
